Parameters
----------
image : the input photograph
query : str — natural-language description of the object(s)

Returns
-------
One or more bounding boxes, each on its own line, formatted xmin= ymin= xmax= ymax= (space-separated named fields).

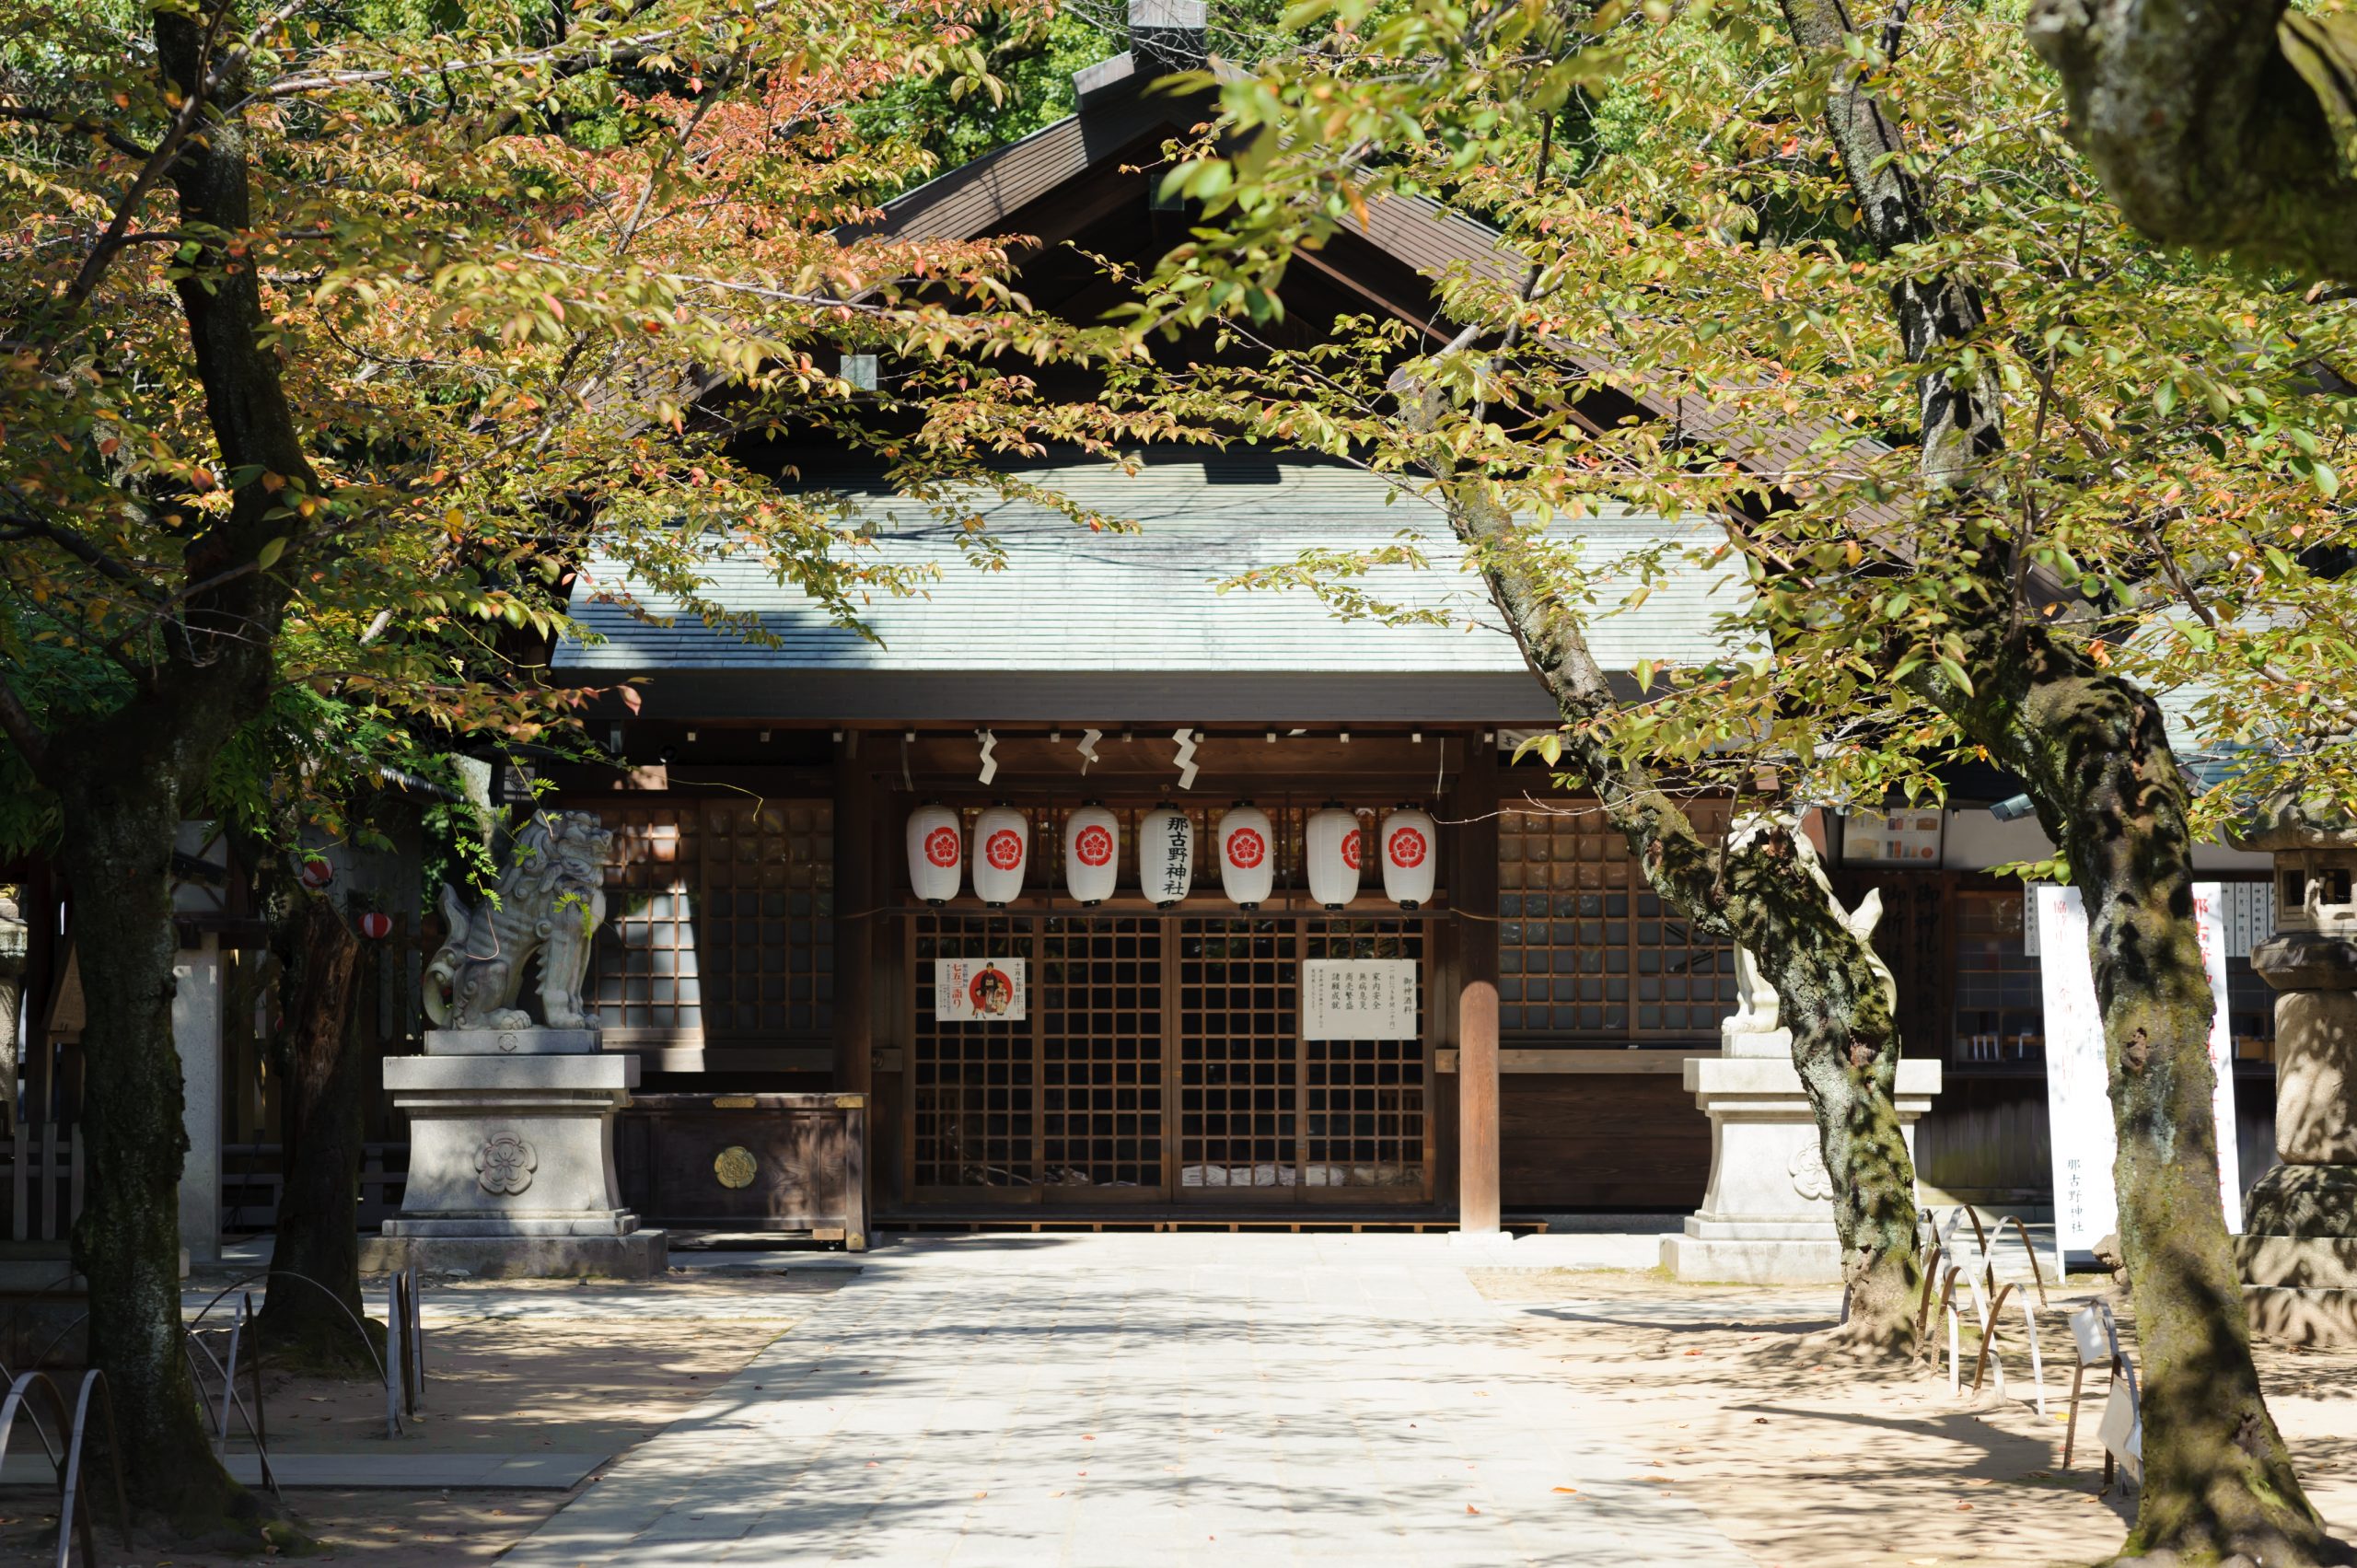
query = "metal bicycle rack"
xmin=0 ymin=1366 xmax=134 ymax=1568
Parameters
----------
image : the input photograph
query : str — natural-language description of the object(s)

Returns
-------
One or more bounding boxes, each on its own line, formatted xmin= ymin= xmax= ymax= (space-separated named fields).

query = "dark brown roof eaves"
xmin=1348 ymin=191 xmax=1897 ymax=517
xmin=841 ymin=71 xmax=1894 ymax=518
xmin=842 ymin=73 xmax=1202 ymax=244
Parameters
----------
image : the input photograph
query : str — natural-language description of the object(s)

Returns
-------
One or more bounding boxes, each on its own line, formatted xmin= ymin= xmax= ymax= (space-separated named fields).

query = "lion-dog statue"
xmin=424 ymin=810 xmax=615 ymax=1030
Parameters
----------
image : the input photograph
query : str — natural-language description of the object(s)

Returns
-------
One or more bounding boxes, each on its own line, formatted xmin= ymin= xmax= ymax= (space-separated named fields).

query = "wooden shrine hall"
xmin=536 ymin=6 xmax=2280 ymax=1239
xmin=549 ymin=450 xmax=1754 ymax=1233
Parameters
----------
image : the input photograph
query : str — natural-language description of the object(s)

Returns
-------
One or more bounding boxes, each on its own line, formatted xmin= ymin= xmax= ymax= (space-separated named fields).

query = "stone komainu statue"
xmin=424 ymin=810 xmax=615 ymax=1030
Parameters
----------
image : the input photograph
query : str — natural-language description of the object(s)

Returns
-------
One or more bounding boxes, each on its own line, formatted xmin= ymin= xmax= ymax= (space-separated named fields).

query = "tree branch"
xmin=0 ymin=502 xmax=168 ymax=599
xmin=0 ymin=674 xmax=52 ymax=780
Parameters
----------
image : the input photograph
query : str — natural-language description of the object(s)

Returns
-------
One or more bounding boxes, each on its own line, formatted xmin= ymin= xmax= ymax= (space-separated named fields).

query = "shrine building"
xmin=526 ymin=14 xmax=2285 ymax=1239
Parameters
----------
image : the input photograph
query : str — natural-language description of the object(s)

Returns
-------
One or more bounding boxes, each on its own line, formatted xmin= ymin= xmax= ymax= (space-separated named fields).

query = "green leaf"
xmin=255 ymin=537 xmax=287 ymax=569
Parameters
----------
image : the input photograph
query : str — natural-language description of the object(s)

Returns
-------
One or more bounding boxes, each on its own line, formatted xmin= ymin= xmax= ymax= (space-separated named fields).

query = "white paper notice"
xmin=2037 ymin=884 xmax=2245 ymax=1255
xmin=935 ymin=958 xmax=1026 ymax=1023
xmin=2191 ymin=882 xmax=2246 ymax=1232
xmin=2037 ymin=885 xmax=2118 ymax=1257
xmin=1302 ymin=959 xmax=1419 ymax=1040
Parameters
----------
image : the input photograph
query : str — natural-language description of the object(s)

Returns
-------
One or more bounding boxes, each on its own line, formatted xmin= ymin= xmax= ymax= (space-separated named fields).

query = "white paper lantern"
xmin=1139 ymin=804 xmax=1194 ymax=907
xmin=1305 ymin=805 xmax=1364 ymax=911
xmin=1217 ymin=803 xmax=1275 ymax=910
xmin=970 ymin=804 xmax=1030 ymax=907
xmin=906 ymin=803 xmax=962 ymax=905
xmin=1064 ymin=803 xmax=1120 ymax=907
xmin=1380 ymin=805 xmax=1438 ymax=909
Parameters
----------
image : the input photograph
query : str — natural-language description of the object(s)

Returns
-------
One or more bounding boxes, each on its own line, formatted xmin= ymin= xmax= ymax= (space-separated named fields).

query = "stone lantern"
xmin=2235 ymin=796 xmax=2357 ymax=1345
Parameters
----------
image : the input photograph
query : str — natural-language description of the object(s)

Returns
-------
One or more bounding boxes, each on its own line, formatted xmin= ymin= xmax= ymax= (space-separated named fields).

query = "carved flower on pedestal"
xmin=476 ymin=1133 xmax=538 ymax=1195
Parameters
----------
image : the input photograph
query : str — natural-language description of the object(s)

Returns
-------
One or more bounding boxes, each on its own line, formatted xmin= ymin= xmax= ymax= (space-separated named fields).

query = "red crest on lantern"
xmin=924 ymin=827 xmax=960 ymax=867
xmin=1225 ymin=828 xmax=1266 ymax=869
xmin=1075 ymin=825 xmax=1114 ymax=866
xmin=986 ymin=830 xmax=1024 ymax=870
xmin=1387 ymin=827 xmax=1428 ymax=868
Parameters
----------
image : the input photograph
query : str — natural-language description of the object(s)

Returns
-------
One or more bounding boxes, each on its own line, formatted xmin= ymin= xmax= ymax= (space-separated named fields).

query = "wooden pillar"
xmin=1457 ymin=735 xmax=1502 ymax=1235
xmin=831 ymin=734 xmax=874 ymax=1098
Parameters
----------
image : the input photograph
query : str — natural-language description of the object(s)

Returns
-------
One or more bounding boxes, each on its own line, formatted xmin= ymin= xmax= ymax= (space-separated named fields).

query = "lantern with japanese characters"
xmin=905 ymin=803 xmax=963 ymax=904
xmin=1139 ymin=804 xmax=1194 ymax=907
xmin=970 ymin=805 xmax=1030 ymax=907
xmin=1217 ymin=802 xmax=1275 ymax=910
xmin=1064 ymin=803 xmax=1120 ymax=907
xmin=1380 ymin=805 xmax=1437 ymax=909
xmin=1305 ymin=805 xmax=1363 ymax=911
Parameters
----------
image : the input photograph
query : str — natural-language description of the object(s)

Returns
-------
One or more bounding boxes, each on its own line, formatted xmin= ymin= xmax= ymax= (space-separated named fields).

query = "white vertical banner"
xmin=2036 ymin=886 xmax=2117 ymax=1256
xmin=2191 ymin=882 xmax=2246 ymax=1232
xmin=2038 ymin=884 xmax=2245 ymax=1256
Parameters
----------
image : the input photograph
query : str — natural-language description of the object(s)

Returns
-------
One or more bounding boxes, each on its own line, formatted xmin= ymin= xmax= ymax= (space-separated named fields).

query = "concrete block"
xmin=361 ymin=1230 xmax=668 ymax=1280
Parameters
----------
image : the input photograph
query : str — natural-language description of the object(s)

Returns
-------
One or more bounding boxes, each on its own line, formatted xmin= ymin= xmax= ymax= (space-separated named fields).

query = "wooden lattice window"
xmin=589 ymin=799 xmax=833 ymax=1046
xmin=910 ymin=913 xmax=1032 ymax=1188
xmin=1040 ymin=916 xmax=1163 ymax=1188
xmin=1177 ymin=916 xmax=1296 ymax=1188
xmin=1953 ymin=888 xmax=2040 ymax=1063
xmin=1303 ymin=917 xmax=1425 ymax=1188
xmin=1497 ymin=800 xmax=1737 ymax=1041
xmin=701 ymin=802 xmax=834 ymax=1038
xmin=597 ymin=807 xmax=701 ymax=1035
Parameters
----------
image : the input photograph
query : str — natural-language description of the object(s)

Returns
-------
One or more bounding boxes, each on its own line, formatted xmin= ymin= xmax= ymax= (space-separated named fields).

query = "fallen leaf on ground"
xmin=1466 ymin=1505 xmax=1480 ymax=1515
xmin=1551 ymin=1487 xmax=1579 ymax=1494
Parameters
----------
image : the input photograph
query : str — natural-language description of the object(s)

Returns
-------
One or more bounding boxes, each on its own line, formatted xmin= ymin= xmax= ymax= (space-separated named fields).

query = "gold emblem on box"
xmin=714 ymin=1145 xmax=759 ymax=1189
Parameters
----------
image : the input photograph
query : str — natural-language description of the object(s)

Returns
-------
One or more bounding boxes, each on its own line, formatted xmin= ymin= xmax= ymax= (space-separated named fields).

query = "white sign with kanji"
xmin=1302 ymin=959 xmax=1419 ymax=1040
xmin=2037 ymin=883 xmax=2240 ymax=1257
xmin=935 ymin=958 xmax=1027 ymax=1023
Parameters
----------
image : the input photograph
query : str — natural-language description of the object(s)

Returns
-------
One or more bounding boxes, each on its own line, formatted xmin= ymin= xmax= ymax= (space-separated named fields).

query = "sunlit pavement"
xmin=497 ymin=1231 xmax=1762 ymax=1567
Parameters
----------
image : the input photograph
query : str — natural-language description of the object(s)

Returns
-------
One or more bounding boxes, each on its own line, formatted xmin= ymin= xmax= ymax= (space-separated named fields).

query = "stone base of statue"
xmin=1662 ymin=1030 xmax=1942 ymax=1285
xmin=2238 ymin=940 xmax=2357 ymax=1346
xmin=363 ymin=1031 xmax=667 ymax=1281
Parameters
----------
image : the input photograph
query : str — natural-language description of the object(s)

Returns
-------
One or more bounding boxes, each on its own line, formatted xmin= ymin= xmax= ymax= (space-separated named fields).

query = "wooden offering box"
xmin=617 ymin=1094 xmax=866 ymax=1249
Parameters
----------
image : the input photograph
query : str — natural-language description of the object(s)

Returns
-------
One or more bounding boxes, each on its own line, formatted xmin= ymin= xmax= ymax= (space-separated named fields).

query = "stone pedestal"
xmin=2233 ymin=807 xmax=2357 ymax=1345
xmin=2238 ymin=938 xmax=2357 ymax=1343
xmin=1663 ymin=1026 xmax=1942 ymax=1284
xmin=365 ymin=1033 xmax=667 ymax=1279
xmin=171 ymin=934 xmax=223 ymax=1265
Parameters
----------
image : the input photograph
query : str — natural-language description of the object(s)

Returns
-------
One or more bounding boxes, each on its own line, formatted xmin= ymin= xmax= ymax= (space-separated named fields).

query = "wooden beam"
xmin=1455 ymin=737 xmax=1502 ymax=1235
xmin=832 ymin=736 xmax=876 ymax=1107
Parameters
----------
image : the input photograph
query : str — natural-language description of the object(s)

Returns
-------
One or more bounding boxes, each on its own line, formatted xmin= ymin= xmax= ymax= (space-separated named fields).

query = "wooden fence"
xmin=220 ymin=1142 xmax=409 ymax=1235
xmin=4 ymin=1121 xmax=84 ymax=1244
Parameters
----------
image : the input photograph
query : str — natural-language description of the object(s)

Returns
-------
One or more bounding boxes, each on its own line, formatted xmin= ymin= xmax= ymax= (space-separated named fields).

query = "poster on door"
xmin=1303 ymin=959 xmax=1419 ymax=1040
xmin=2036 ymin=884 xmax=2240 ymax=1260
xmin=935 ymin=958 xmax=1027 ymax=1023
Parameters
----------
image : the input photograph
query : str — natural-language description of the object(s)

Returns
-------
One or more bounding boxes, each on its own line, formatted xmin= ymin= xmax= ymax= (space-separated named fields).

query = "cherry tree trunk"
xmin=255 ymin=897 xmax=379 ymax=1373
xmin=57 ymin=772 xmax=261 ymax=1538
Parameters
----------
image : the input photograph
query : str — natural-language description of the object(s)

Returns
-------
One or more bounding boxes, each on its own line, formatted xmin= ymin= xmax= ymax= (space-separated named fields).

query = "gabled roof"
xmin=846 ymin=50 xmax=1880 ymax=506
xmin=557 ymin=452 xmax=1747 ymax=723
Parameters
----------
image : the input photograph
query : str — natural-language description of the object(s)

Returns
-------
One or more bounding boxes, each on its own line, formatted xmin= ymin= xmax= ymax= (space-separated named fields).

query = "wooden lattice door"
xmin=1039 ymin=916 xmax=1165 ymax=1200
xmin=904 ymin=912 xmax=1432 ymax=1207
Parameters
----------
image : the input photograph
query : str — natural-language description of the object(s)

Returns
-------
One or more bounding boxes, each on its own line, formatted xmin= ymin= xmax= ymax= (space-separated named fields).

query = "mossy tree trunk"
xmin=1448 ymin=483 xmax=1924 ymax=1350
xmin=254 ymin=893 xmax=381 ymax=1374
xmin=1777 ymin=0 xmax=2339 ymax=1553
xmin=1960 ymin=633 xmax=2333 ymax=1562
xmin=55 ymin=766 xmax=263 ymax=1539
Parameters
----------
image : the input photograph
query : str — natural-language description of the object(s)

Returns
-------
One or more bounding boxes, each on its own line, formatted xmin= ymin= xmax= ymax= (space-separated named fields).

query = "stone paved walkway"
xmin=502 ymin=1234 xmax=1759 ymax=1567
